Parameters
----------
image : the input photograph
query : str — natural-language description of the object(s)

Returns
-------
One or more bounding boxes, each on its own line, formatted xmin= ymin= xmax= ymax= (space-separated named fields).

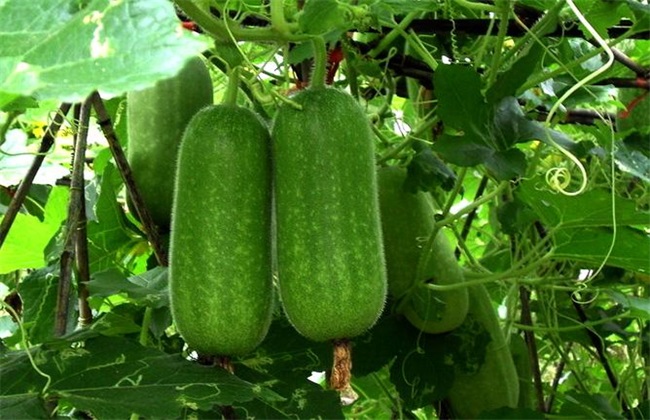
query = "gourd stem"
xmin=223 ymin=67 xmax=241 ymax=106
xmin=330 ymin=339 xmax=358 ymax=404
xmin=310 ymin=37 xmax=327 ymax=89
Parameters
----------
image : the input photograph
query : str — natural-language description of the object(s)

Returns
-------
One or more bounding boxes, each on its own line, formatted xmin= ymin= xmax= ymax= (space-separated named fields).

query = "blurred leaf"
xmin=404 ymin=145 xmax=456 ymax=193
xmin=87 ymin=267 xmax=169 ymax=308
xmin=479 ymin=406 xmax=545 ymax=419
xmin=432 ymin=136 xmax=526 ymax=180
xmin=608 ymin=291 xmax=650 ymax=320
xmin=578 ymin=0 xmax=626 ymax=39
xmin=0 ymin=187 xmax=68 ymax=274
xmin=487 ymin=43 xmax=544 ymax=104
xmin=484 ymin=148 xmax=527 ymax=180
xmin=558 ymin=390 xmax=625 ymax=419
xmin=0 ymin=130 xmax=69 ymax=186
xmin=627 ymin=0 xmax=650 ymax=33
xmin=299 ymin=0 xmax=348 ymax=35
xmin=617 ymin=89 xmax=650 ymax=136
xmin=0 ymin=0 xmax=209 ymax=102
xmin=615 ymin=136 xmax=650 ymax=182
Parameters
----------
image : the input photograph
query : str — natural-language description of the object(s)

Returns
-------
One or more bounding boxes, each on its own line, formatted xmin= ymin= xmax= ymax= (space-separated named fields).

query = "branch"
xmin=55 ymin=100 xmax=91 ymax=337
xmin=0 ymin=103 xmax=72 ymax=249
xmin=519 ymin=286 xmax=546 ymax=413
xmin=90 ymin=92 xmax=169 ymax=267
xmin=455 ymin=175 xmax=488 ymax=259
xmin=75 ymin=179 xmax=93 ymax=327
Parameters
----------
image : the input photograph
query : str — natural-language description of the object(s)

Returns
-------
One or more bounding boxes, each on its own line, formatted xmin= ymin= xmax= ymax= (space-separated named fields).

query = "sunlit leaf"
xmin=0 ymin=0 xmax=209 ymax=102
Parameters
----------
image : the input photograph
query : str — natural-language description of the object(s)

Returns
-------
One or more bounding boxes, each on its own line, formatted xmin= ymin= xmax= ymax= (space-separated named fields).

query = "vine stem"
xmin=270 ymin=0 xmax=289 ymax=36
xmin=139 ymin=307 xmax=153 ymax=347
xmin=486 ymin=0 xmax=511 ymax=86
xmin=223 ymin=66 xmax=241 ymax=105
xmin=368 ymin=11 xmax=419 ymax=59
xmin=0 ymin=103 xmax=71 ymax=248
xmin=1 ymin=302 xmax=52 ymax=394
xmin=310 ymin=37 xmax=327 ymax=89
xmin=175 ymin=0 xmax=309 ymax=42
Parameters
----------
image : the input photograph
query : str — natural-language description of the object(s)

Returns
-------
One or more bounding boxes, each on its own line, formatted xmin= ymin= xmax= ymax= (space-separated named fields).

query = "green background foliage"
xmin=1 ymin=0 xmax=649 ymax=418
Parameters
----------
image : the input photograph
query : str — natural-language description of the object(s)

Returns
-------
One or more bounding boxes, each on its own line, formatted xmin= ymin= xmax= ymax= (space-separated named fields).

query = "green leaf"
xmin=87 ymin=267 xmax=169 ymax=308
xmin=404 ymin=144 xmax=457 ymax=192
xmin=577 ymin=0 xmax=626 ymax=39
xmin=299 ymin=0 xmax=348 ymax=35
xmin=558 ymin=390 xmax=625 ymax=419
xmin=14 ymin=335 xmax=277 ymax=418
xmin=615 ymin=138 xmax=650 ymax=182
xmin=492 ymin=97 xmax=577 ymax=152
xmin=0 ymin=187 xmax=68 ymax=274
xmin=434 ymin=64 xmax=488 ymax=137
xmin=516 ymin=179 xmax=650 ymax=228
xmin=0 ymin=0 xmax=209 ymax=102
xmin=86 ymin=164 xmax=134 ymax=272
xmin=484 ymin=148 xmax=527 ymax=180
xmin=487 ymin=43 xmax=545 ymax=104
xmin=0 ymin=351 xmax=50 ymax=419
xmin=232 ymin=319 xmax=343 ymax=418
xmin=479 ymin=407 xmax=545 ymax=419
xmin=553 ymin=226 xmax=650 ymax=273
xmin=432 ymin=135 xmax=526 ymax=180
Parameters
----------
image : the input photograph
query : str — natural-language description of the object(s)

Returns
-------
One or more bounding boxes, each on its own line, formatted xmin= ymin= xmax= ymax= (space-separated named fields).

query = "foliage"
xmin=1 ymin=0 xmax=649 ymax=419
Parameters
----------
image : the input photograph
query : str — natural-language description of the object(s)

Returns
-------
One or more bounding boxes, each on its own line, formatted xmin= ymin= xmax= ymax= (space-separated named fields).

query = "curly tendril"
xmin=543 ymin=0 xmax=615 ymax=197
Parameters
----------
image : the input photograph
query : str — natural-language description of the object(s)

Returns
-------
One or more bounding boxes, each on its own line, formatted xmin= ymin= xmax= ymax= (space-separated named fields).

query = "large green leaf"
xmin=0 ymin=335 xmax=280 ymax=419
xmin=553 ymin=226 xmax=650 ymax=273
xmin=0 ymin=0 xmax=209 ymax=103
xmin=517 ymin=179 xmax=650 ymax=272
xmin=516 ymin=180 xmax=650 ymax=228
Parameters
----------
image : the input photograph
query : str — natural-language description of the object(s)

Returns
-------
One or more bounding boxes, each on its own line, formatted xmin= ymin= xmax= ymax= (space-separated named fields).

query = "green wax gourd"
xmin=170 ymin=105 xmax=273 ymax=357
xmin=271 ymin=87 xmax=387 ymax=342
xmin=447 ymin=284 xmax=519 ymax=418
xmin=127 ymin=57 xmax=213 ymax=231
xmin=377 ymin=166 xmax=468 ymax=334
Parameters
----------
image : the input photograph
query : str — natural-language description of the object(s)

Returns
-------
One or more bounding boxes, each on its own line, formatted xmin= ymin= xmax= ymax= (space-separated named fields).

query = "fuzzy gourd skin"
xmin=271 ymin=87 xmax=387 ymax=342
xmin=127 ymin=57 xmax=213 ymax=232
xmin=170 ymin=105 xmax=273 ymax=357
xmin=447 ymin=284 xmax=519 ymax=418
xmin=377 ymin=167 xmax=468 ymax=334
